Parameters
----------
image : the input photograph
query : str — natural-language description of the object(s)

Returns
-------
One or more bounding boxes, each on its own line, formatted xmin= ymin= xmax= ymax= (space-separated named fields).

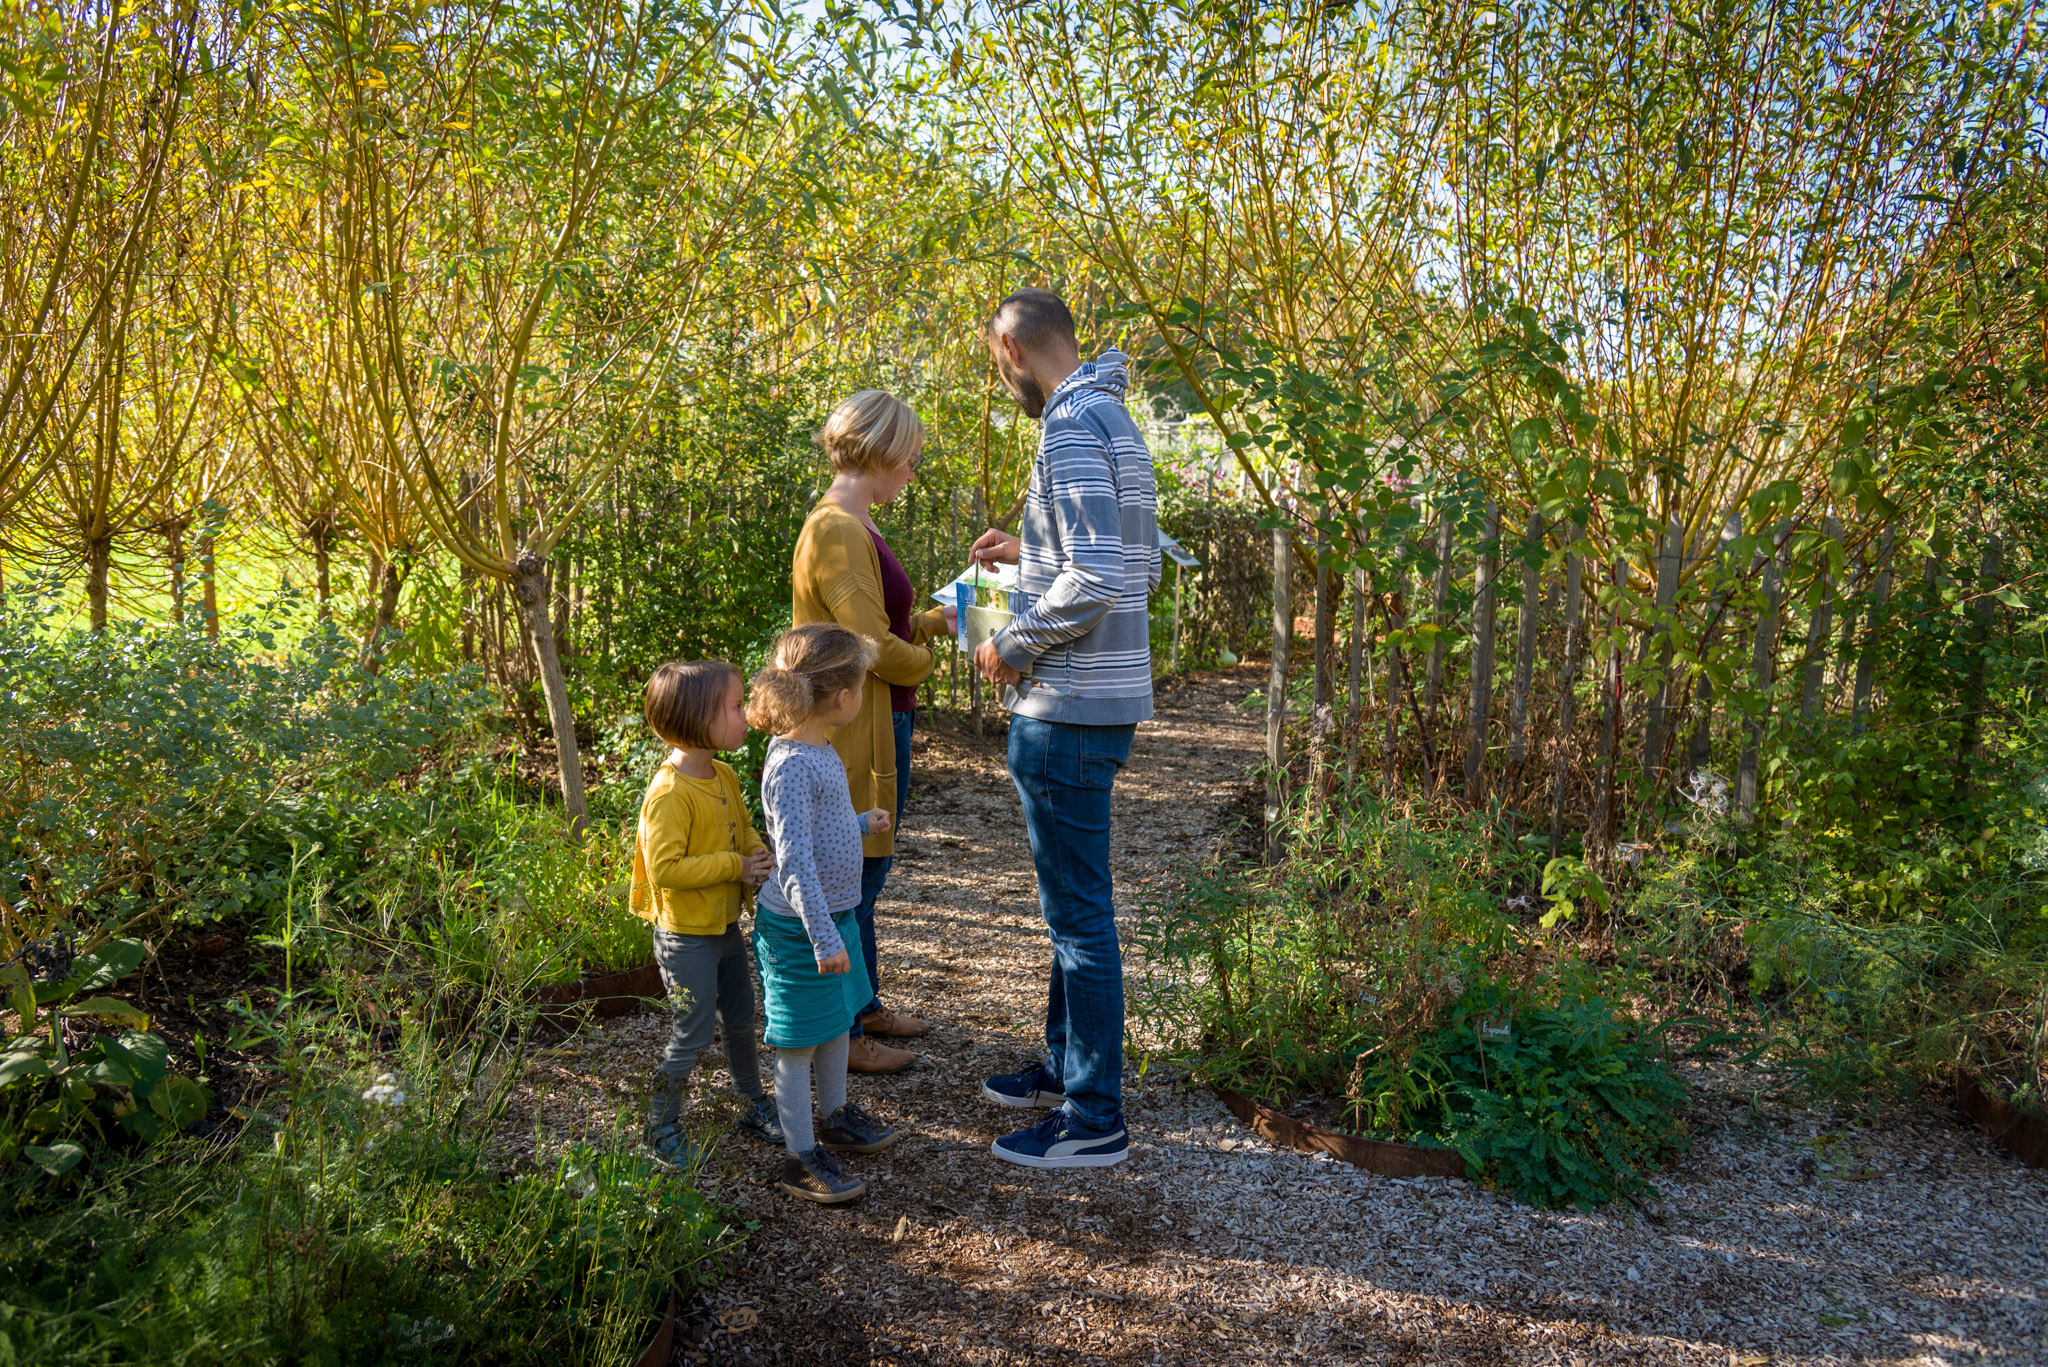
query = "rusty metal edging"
xmin=1955 ymin=1072 xmax=2048 ymax=1169
xmin=1212 ymin=1085 xmax=1468 ymax=1180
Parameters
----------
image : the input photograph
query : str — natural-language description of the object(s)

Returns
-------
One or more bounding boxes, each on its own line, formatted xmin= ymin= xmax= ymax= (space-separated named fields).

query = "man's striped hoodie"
xmin=992 ymin=349 xmax=1161 ymax=726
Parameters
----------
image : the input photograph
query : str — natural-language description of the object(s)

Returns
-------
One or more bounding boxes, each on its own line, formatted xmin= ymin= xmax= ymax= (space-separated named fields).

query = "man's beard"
xmin=999 ymin=356 xmax=1048 ymax=419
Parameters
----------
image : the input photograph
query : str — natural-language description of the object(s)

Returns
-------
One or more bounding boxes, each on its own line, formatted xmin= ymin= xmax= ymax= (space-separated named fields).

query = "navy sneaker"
xmin=736 ymin=1095 xmax=784 ymax=1145
xmin=645 ymin=1121 xmax=705 ymax=1171
xmin=991 ymin=1108 xmax=1129 ymax=1170
xmin=981 ymin=1059 xmax=1066 ymax=1109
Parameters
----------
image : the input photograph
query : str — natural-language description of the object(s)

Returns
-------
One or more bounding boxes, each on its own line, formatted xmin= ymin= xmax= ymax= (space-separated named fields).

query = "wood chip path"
xmin=500 ymin=666 xmax=2046 ymax=1366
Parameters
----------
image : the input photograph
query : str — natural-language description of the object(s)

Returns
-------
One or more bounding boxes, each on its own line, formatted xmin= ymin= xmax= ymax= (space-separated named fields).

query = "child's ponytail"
xmin=746 ymin=623 xmax=878 ymax=733
xmin=745 ymin=666 xmax=816 ymax=734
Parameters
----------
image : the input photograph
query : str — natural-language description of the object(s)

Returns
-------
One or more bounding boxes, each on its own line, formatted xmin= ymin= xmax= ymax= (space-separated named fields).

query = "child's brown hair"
xmin=644 ymin=659 xmax=742 ymax=750
xmin=745 ymin=623 xmax=877 ymax=734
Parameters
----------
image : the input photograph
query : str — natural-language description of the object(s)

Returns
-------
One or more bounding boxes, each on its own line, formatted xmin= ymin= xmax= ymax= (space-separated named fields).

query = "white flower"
xmin=362 ymin=1080 xmax=408 ymax=1107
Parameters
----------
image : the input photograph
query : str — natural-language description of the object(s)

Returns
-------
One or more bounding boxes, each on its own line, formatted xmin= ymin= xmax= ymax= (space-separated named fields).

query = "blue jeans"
xmin=849 ymin=709 xmax=915 ymax=1040
xmin=1007 ymin=715 xmax=1135 ymax=1132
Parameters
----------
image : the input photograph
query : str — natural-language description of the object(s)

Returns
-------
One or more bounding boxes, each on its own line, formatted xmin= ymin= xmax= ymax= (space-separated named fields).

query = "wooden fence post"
xmin=1955 ymin=531 xmax=2004 ymax=801
xmin=1642 ymin=515 xmax=1682 ymax=784
xmin=1347 ymin=561 xmax=1366 ymax=779
xmin=1424 ymin=510 xmax=1455 ymax=729
xmin=1464 ymin=502 xmax=1499 ymax=804
xmin=1799 ymin=516 xmax=1842 ymax=728
xmin=1591 ymin=556 xmax=1624 ymax=857
xmin=1266 ymin=524 xmax=1292 ymax=863
xmin=1313 ymin=527 xmax=1336 ymax=714
xmin=1506 ymin=509 xmax=1544 ymax=777
xmin=1851 ymin=529 xmax=1896 ymax=734
xmin=1736 ymin=533 xmax=1785 ymax=824
xmin=1547 ymin=523 xmax=1585 ymax=863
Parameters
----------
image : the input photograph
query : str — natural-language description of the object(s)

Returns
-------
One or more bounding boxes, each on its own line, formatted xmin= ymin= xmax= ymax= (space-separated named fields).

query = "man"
xmin=969 ymin=288 xmax=1160 ymax=1170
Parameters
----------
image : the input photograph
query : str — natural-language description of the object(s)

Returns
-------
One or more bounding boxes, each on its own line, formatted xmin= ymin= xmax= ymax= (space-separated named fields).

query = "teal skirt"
xmin=751 ymin=907 xmax=872 ymax=1049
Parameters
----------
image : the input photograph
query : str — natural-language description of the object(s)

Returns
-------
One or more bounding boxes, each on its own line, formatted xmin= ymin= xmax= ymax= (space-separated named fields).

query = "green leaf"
xmin=61 ymin=997 xmax=151 ymax=1029
xmin=150 ymin=1075 xmax=210 ymax=1130
xmin=0 ymin=1046 xmax=52 ymax=1089
xmin=24 ymin=1142 xmax=84 ymax=1176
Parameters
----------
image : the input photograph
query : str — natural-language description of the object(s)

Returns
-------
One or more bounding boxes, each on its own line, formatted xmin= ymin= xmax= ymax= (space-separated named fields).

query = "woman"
xmin=790 ymin=390 xmax=948 ymax=1074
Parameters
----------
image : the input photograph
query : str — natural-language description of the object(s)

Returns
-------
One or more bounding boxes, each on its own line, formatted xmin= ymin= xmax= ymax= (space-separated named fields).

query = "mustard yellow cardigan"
xmin=790 ymin=499 xmax=947 ymax=858
xmin=629 ymin=758 xmax=767 ymax=935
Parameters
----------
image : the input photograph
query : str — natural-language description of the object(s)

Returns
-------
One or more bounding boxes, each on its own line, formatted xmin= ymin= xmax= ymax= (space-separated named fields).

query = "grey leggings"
xmin=772 ymin=1035 xmax=848 ymax=1155
xmin=650 ymin=925 xmax=763 ymax=1125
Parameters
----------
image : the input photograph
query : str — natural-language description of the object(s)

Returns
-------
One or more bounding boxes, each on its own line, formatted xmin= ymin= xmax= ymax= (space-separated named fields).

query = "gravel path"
xmin=510 ymin=666 xmax=2047 ymax=1366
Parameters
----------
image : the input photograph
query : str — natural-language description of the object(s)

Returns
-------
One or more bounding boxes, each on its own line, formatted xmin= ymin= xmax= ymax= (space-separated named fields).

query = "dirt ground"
xmin=503 ymin=666 xmax=2046 ymax=1367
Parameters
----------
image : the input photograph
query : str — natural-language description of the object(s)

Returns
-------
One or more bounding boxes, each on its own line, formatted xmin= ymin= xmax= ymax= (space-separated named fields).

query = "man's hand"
xmin=817 ymin=949 xmax=851 ymax=975
xmin=975 ymin=638 xmax=1022 ymax=686
xmin=861 ymin=808 xmax=893 ymax=836
xmin=742 ymin=849 xmax=775 ymax=887
xmin=943 ymin=603 xmax=959 ymax=635
xmin=970 ymin=527 xmax=1021 ymax=569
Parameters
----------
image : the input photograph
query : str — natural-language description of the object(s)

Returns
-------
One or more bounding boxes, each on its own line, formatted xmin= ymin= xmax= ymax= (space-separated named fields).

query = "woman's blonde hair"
xmin=745 ymin=623 xmax=878 ymax=734
xmin=817 ymin=390 xmax=924 ymax=476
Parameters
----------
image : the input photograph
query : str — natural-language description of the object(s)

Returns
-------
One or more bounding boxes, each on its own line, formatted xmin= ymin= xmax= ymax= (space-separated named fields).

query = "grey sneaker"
xmin=819 ymin=1101 xmax=900 ymax=1154
xmin=645 ymin=1121 xmax=705 ymax=1170
xmin=778 ymin=1145 xmax=865 ymax=1205
xmin=737 ymin=1095 xmax=785 ymax=1145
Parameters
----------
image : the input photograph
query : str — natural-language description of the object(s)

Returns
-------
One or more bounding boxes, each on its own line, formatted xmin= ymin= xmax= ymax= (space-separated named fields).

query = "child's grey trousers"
xmin=649 ymin=923 xmax=764 ymax=1125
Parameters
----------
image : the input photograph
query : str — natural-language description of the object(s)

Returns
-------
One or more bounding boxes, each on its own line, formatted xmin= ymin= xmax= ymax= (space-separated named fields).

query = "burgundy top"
xmin=870 ymin=528 xmax=918 ymax=713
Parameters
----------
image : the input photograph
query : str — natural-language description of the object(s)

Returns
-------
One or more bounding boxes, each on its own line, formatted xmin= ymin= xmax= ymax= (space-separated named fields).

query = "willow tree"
xmin=0 ymin=1 xmax=217 ymax=619
xmin=244 ymin=0 xmax=830 ymax=828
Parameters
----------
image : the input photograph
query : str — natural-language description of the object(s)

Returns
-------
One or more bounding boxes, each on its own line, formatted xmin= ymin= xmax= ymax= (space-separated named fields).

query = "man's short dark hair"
xmin=988 ymin=288 xmax=1077 ymax=353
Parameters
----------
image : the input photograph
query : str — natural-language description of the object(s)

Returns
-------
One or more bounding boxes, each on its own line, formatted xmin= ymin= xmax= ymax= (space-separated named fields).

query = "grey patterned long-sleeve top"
xmin=754 ymin=737 xmax=865 ymax=959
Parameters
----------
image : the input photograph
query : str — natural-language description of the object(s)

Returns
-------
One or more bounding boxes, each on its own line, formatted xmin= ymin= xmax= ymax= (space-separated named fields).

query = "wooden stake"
xmin=1266 ymin=525 xmax=1292 ymax=863
xmin=1464 ymin=502 xmax=1499 ymax=804
xmin=1506 ymin=509 xmax=1544 ymax=776
xmin=1546 ymin=525 xmax=1585 ymax=864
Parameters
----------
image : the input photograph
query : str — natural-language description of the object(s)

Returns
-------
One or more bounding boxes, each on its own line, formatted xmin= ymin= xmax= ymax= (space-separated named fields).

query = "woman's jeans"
xmin=1006 ymin=715 xmax=1135 ymax=1133
xmin=849 ymin=708 xmax=914 ymax=1039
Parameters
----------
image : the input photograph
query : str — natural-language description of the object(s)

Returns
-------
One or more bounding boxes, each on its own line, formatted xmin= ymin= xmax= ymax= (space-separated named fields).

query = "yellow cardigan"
xmin=791 ymin=499 xmax=948 ymax=858
xmin=629 ymin=758 xmax=767 ymax=935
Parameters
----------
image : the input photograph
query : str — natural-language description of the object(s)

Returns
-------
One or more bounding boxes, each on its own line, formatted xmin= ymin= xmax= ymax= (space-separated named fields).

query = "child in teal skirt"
xmin=746 ymin=623 xmax=905 ymax=1204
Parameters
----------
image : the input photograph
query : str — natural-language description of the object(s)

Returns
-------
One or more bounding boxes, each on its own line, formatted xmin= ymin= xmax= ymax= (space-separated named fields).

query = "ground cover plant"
xmin=0 ymin=0 xmax=2044 ymax=1352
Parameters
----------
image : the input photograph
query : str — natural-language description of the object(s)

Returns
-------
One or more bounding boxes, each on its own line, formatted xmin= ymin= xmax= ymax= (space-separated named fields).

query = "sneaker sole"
xmin=981 ymin=1082 xmax=1065 ymax=1108
xmin=989 ymin=1140 xmax=1129 ymax=1170
xmin=820 ymin=1129 xmax=901 ymax=1155
xmin=777 ymin=1178 xmax=866 ymax=1204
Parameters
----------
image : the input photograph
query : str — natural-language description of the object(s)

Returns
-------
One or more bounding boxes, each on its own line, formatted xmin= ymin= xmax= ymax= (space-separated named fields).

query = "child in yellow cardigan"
xmin=630 ymin=659 xmax=781 ymax=1168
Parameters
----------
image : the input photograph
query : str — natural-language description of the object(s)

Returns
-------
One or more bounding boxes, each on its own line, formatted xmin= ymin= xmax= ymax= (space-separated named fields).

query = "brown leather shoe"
xmin=857 ymin=1007 xmax=931 ymax=1038
xmin=847 ymin=1034 xmax=916 ymax=1074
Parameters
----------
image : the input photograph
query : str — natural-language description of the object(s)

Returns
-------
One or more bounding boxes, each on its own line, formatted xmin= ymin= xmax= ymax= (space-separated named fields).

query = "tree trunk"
xmin=1423 ymin=512 xmax=1454 ymax=727
xmin=362 ymin=554 xmax=402 ymax=673
xmin=1642 ymin=515 xmax=1682 ymax=784
xmin=515 ymin=550 xmax=589 ymax=835
xmin=1312 ymin=536 xmax=1335 ymax=714
xmin=1954 ymin=532 xmax=2003 ymax=802
xmin=1736 ymin=540 xmax=1784 ymax=825
xmin=312 ymin=523 xmax=332 ymax=620
xmin=166 ymin=523 xmax=187 ymax=626
xmin=1547 ymin=533 xmax=1585 ymax=863
xmin=1591 ymin=557 xmax=1624 ymax=858
xmin=86 ymin=534 xmax=111 ymax=632
xmin=1850 ymin=530 xmax=1895 ymax=734
xmin=198 ymin=531 xmax=218 ymax=642
xmin=1346 ymin=564 xmax=1366 ymax=779
xmin=1506 ymin=509 xmax=1544 ymax=776
xmin=1265 ymin=525 xmax=1291 ymax=864
xmin=1464 ymin=502 xmax=1498 ymax=804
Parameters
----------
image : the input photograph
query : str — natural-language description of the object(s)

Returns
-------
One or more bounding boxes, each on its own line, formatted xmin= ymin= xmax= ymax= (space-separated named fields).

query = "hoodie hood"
xmin=1044 ymin=349 xmax=1131 ymax=417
